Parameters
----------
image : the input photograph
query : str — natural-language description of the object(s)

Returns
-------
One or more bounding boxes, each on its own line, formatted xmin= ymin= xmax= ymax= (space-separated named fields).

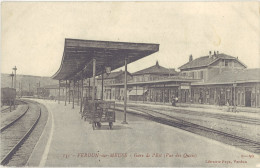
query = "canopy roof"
xmin=52 ymin=39 xmax=159 ymax=80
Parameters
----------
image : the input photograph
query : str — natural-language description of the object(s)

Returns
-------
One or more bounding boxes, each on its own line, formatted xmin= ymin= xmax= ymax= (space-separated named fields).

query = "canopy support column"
xmin=80 ymin=73 xmax=84 ymax=113
xmin=88 ymin=79 xmax=91 ymax=99
xmin=58 ymin=80 xmax=61 ymax=104
xmin=136 ymin=85 xmax=137 ymax=102
xmin=65 ymin=80 xmax=67 ymax=106
xmin=73 ymin=80 xmax=75 ymax=109
xmin=122 ymin=57 xmax=128 ymax=124
xmin=92 ymin=59 xmax=96 ymax=101
xmin=143 ymin=86 xmax=145 ymax=103
xmin=163 ymin=84 xmax=165 ymax=103
xmin=101 ymin=69 xmax=104 ymax=100
xmin=77 ymin=80 xmax=80 ymax=105
xmin=69 ymin=80 xmax=70 ymax=104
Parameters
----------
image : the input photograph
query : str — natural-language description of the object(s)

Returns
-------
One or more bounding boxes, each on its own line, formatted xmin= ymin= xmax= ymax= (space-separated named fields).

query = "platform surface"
xmin=26 ymin=99 xmax=260 ymax=167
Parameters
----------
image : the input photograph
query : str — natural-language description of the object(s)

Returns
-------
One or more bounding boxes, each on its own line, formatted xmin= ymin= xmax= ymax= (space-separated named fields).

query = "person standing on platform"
xmin=172 ymin=95 xmax=176 ymax=106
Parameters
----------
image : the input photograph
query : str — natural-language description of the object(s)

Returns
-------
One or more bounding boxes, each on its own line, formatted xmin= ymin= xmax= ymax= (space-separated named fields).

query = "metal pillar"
xmin=143 ymin=86 xmax=145 ymax=103
xmin=163 ymin=84 xmax=165 ymax=103
xmin=136 ymin=85 xmax=137 ymax=102
xmin=65 ymin=80 xmax=67 ymax=106
xmin=77 ymin=80 xmax=80 ymax=105
xmin=58 ymin=80 xmax=61 ymax=104
xmin=21 ymin=83 xmax=23 ymax=97
xmin=92 ymin=59 xmax=96 ymax=101
xmin=101 ymin=70 xmax=104 ymax=100
xmin=69 ymin=80 xmax=71 ymax=104
xmin=88 ymin=79 xmax=91 ymax=99
xmin=255 ymin=86 xmax=258 ymax=107
xmin=122 ymin=57 xmax=128 ymax=124
xmin=80 ymin=74 xmax=84 ymax=113
xmin=73 ymin=80 xmax=75 ymax=109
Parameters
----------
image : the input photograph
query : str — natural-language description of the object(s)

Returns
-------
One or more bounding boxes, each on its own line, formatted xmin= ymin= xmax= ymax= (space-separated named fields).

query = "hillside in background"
xmin=1 ymin=73 xmax=58 ymax=92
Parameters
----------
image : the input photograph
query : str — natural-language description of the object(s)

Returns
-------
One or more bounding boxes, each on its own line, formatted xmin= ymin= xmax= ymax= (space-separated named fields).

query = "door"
xmin=245 ymin=91 xmax=251 ymax=107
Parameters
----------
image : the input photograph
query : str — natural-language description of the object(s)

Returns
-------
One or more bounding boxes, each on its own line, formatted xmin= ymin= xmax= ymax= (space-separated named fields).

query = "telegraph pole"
xmin=13 ymin=66 xmax=17 ymax=90
xmin=10 ymin=72 xmax=14 ymax=88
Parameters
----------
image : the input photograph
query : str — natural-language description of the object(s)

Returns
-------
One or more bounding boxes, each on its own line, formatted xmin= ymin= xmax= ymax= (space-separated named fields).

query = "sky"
xmin=1 ymin=2 xmax=260 ymax=77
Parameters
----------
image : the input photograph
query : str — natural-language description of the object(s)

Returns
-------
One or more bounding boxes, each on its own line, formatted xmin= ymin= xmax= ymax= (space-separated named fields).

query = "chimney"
xmin=156 ymin=60 xmax=159 ymax=67
xmin=213 ymin=51 xmax=217 ymax=59
xmin=189 ymin=54 xmax=193 ymax=62
xmin=209 ymin=51 xmax=212 ymax=58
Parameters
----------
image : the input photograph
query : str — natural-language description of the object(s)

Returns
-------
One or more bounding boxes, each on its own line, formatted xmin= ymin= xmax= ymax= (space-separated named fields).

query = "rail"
xmin=0 ymin=102 xmax=42 ymax=165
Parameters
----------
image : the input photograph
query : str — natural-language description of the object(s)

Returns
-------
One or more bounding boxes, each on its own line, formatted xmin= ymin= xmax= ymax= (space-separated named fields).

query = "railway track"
xmin=1 ymin=106 xmax=11 ymax=112
xmin=1 ymin=100 xmax=27 ymax=113
xmin=0 ymin=100 xmax=41 ymax=165
xmin=116 ymin=105 xmax=260 ymax=154
xmin=122 ymin=104 xmax=260 ymax=125
xmin=1 ymin=105 xmax=30 ymax=132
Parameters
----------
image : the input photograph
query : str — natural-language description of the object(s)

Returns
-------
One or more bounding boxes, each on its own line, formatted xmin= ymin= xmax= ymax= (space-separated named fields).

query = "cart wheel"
xmin=109 ymin=122 xmax=113 ymax=130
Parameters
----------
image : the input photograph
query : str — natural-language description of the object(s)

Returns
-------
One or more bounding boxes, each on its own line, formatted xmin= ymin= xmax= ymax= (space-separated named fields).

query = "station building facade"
xmin=179 ymin=51 xmax=259 ymax=107
xmin=100 ymin=61 xmax=197 ymax=103
xmin=101 ymin=52 xmax=260 ymax=108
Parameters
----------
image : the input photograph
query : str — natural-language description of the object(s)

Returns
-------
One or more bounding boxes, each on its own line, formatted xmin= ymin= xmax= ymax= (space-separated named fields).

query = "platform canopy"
xmin=52 ymin=39 xmax=159 ymax=80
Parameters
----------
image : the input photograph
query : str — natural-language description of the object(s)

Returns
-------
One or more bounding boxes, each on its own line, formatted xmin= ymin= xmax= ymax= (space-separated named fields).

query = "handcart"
xmin=82 ymin=99 xmax=115 ymax=130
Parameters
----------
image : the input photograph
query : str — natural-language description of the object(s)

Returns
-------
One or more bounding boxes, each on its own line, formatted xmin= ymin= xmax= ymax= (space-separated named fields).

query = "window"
xmin=194 ymin=72 xmax=198 ymax=79
xmin=222 ymin=59 xmax=225 ymax=66
xmin=191 ymin=72 xmax=194 ymax=78
xmin=200 ymin=71 xmax=204 ymax=79
xmin=225 ymin=60 xmax=229 ymax=67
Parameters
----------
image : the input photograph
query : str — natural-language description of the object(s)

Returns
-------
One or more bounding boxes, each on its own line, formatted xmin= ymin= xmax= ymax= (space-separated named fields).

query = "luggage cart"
xmin=83 ymin=100 xmax=115 ymax=130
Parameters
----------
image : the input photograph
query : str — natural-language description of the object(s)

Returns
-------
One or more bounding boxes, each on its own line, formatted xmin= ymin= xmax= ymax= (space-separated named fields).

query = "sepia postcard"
xmin=1 ymin=1 xmax=260 ymax=167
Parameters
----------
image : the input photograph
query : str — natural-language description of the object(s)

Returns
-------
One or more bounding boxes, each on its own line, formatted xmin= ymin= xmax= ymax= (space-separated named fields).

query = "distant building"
xmin=132 ymin=61 xmax=178 ymax=82
xmin=179 ymin=51 xmax=246 ymax=82
xmin=104 ymin=61 xmax=196 ymax=102
xmin=191 ymin=68 xmax=260 ymax=107
xmin=96 ymin=70 xmax=132 ymax=100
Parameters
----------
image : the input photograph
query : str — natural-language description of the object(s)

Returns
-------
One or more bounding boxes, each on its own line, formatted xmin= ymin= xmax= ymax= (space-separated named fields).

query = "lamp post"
xmin=122 ymin=57 xmax=128 ymax=124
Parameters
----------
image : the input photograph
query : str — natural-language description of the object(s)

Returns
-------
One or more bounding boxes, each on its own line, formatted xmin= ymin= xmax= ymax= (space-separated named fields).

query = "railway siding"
xmin=0 ymin=99 xmax=48 ymax=166
xmin=7 ymin=100 xmax=49 ymax=166
xmin=115 ymin=104 xmax=260 ymax=154
xmin=0 ymin=104 xmax=28 ymax=127
xmin=135 ymin=106 xmax=260 ymax=143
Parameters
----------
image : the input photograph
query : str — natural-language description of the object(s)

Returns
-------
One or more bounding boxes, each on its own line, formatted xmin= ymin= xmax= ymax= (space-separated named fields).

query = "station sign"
xmin=180 ymin=85 xmax=190 ymax=90
xmin=180 ymin=83 xmax=190 ymax=90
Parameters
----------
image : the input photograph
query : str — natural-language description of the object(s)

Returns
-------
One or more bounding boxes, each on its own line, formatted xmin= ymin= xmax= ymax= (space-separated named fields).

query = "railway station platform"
xmin=26 ymin=99 xmax=259 ymax=167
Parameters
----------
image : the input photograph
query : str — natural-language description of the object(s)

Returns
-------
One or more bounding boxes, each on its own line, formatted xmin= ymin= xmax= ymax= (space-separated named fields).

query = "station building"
xmin=179 ymin=51 xmax=260 ymax=107
xmin=101 ymin=61 xmax=198 ymax=103
xmin=102 ymin=51 xmax=260 ymax=108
